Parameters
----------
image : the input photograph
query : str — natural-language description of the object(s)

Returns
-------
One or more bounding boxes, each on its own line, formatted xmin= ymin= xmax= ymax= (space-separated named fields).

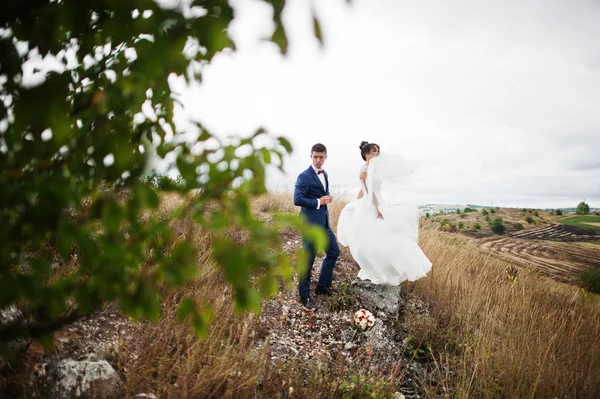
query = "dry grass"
xmin=116 ymin=265 xmax=265 ymax=398
xmin=163 ymin=191 xmax=600 ymax=398
xmin=253 ymin=191 xmax=297 ymax=215
xmin=5 ymin=192 xmax=599 ymax=398
xmin=117 ymin=279 xmax=400 ymax=398
xmin=409 ymin=224 xmax=600 ymax=398
xmin=113 ymin=191 xmax=398 ymax=398
xmin=250 ymin=192 xmax=600 ymax=397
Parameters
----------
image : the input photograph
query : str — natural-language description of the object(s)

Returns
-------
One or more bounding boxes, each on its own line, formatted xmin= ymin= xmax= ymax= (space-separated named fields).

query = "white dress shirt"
xmin=311 ymin=165 xmax=326 ymax=209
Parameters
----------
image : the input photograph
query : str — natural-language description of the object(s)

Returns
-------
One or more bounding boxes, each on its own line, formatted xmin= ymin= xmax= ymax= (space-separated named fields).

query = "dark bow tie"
xmin=317 ymin=169 xmax=325 ymax=175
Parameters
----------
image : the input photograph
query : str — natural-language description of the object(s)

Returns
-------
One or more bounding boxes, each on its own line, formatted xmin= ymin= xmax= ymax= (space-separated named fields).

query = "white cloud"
xmin=173 ymin=0 xmax=600 ymax=208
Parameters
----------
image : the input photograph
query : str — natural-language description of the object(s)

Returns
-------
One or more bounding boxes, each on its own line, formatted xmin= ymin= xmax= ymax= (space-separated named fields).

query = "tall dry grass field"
xmin=114 ymin=191 xmax=399 ymax=398
xmin=252 ymin=192 xmax=600 ymax=397
xmin=7 ymin=191 xmax=598 ymax=398
xmin=115 ymin=191 xmax=272 ymax=397
xmin=409 ymin=225 xmax=600 ymax=398
xmin=323 ymin=193 xmax=600 ymax=397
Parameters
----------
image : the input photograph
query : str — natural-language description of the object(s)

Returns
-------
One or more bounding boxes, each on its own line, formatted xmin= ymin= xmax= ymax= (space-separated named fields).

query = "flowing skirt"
xmin=337 ymin=199 xmax=432 ymax=285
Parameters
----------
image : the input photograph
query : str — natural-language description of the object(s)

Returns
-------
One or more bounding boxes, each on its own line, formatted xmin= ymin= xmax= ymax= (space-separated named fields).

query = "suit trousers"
xmin=299 ymin=224 xmax=340 ymax=297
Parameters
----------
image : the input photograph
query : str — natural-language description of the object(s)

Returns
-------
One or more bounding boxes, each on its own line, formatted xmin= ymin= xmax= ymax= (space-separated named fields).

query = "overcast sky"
xmin=172 ymin=0 xmax=600 ymax=208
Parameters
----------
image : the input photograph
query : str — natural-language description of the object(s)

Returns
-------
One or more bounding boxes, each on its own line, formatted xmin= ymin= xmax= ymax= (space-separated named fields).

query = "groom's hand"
xmin=319 ymin=195 xmax=332 ymax=205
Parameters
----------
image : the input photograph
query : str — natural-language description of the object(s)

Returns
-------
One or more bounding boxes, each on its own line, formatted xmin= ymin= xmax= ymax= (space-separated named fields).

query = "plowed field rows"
xmin=509 ymin=224 xmax=598 ymax=241
xmin=476 ymin=224 xmax=600 ymax=283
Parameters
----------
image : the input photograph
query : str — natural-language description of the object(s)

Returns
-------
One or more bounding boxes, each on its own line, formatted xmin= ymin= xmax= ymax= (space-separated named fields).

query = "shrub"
xmin=534 ymin=211 xmax=539 ymax=217
xmin=473 ymin=223 xmax=481 ymax=229
xmin=439 ymin=219 xmax=456 ymax=232
xmin=482 ymin=209 xmax=489 ymax=216
xmin=576 ymin=201 xmax=590 ymax=215
xmin=425 ymin=213 xmax=430 ymax=218
xmin=460 ymin=213 xmax=466 ymax=219
xmin=143 ymin=174 xmax=186 ymax=190
xmin=458 ymin=222 xmax=464 ymax=229
xmin=578 ymin=268 xmax=600 ymax=294
xmin=555 ymin=209 xmax=563 ymax=216
xmin=456 ymin=209 xmax=461 ymax=214
xmin=490 ymin=208 xmax=496 ymax=214
xmin=525 ymin=216 xmax=535 ymax=224
xmin=490 ymin=217 xmax=505 ymax=234
xmin=331 ymin=280 xmax=358 ymax=311
xmin=513 ymin=223 xmax=524 ymax=231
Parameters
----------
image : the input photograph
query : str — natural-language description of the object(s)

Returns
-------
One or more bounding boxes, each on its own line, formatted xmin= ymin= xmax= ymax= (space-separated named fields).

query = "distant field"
xmin=558 ymin=215 xmax=600 ymax=232
xmin=425 ymin=208 xmax=600 ymax=285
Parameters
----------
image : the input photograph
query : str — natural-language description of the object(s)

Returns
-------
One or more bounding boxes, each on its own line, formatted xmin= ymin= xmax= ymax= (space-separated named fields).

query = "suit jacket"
xmin=294 ymin=166 xmax=330 ymax=228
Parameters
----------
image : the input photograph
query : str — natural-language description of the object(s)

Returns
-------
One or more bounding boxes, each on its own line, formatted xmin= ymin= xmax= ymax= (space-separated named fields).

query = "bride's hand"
xmin=376 ymin=209 xmax=384 ymax=219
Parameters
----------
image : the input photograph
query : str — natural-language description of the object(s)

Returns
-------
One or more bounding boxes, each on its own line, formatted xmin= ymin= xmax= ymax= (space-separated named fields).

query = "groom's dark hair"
xmin=311 ymin=143 xmax=327 ymax=153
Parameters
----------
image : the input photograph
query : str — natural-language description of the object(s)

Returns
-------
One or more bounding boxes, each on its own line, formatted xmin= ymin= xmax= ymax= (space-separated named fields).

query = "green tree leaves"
xmin=0 ymin=0 xmax=326 ymax=345
xmin=576 ymin=201 xmax=590 ymax=215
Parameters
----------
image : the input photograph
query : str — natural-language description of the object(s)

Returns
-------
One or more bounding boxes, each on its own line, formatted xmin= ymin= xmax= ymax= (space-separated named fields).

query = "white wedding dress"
xmin=337 ymin=153 xmax=432 ymax=285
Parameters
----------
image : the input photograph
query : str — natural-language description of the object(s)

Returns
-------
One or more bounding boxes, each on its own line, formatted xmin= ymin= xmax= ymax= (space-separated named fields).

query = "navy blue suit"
xmin=294 ymin=166 xmax=340 ymax=297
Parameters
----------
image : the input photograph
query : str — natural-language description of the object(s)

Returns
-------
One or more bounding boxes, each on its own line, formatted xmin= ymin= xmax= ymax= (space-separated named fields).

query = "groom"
xmin=294 ymin=143 xmax=340 ymax=312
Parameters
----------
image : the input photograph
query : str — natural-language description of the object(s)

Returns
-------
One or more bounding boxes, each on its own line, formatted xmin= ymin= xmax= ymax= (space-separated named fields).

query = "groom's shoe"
xmin=300 ymin=296 xmax=318 ymax=312
xmin=315 ymin=286 xmax=334 ymax=296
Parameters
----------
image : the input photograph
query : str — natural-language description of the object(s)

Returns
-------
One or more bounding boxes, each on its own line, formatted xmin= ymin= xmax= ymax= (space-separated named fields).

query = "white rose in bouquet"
xmin=353 ymin=309 xmax=376 ymax=330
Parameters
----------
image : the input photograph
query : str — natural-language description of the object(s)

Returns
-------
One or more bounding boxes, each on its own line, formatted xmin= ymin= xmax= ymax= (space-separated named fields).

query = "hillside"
xmin=422 ymin=207 xmax=600 ymax=285
xmin=2 ymin=193 xmax=600 ymax=398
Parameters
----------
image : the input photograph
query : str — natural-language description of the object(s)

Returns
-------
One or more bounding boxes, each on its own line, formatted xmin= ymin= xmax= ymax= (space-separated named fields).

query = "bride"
xmin=337 ymin=141 xmax=432 ymax=285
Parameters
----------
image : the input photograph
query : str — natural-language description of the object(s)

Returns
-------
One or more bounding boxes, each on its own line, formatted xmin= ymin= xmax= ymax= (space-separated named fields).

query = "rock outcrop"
xmin=0 ymin=306 xmax=30 ymax=371
xmin=49 ymin=354 xmax=121 ymax=398
xmin=349 ymin=278 xmax=403 ymax=321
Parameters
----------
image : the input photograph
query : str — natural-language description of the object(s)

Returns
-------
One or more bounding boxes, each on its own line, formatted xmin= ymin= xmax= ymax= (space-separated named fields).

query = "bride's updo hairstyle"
xmin=359 ymin=141 xmax=379 ymax=161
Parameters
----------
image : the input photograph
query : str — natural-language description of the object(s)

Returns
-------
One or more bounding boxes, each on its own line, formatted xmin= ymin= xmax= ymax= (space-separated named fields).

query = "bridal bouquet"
xmin=353 ymin=309 xmax=376 ymax=330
